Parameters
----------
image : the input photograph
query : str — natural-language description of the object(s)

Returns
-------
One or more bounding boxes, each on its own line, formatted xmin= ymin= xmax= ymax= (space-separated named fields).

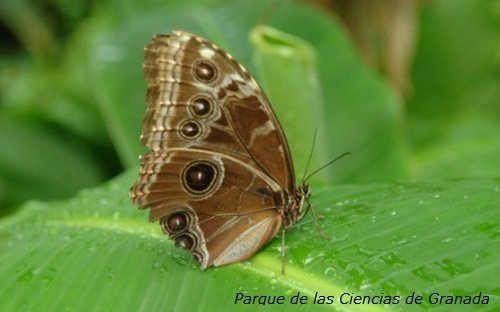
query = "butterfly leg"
xmin=309 ymin=202 xmax=331 ymax=241
xmin=281 ymin=227 xmax=286 ymax=275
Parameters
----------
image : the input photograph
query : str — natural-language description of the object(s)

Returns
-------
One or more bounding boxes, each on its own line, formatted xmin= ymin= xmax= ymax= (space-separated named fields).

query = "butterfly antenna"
xmin=303 ymin=152 xmax=351 ymax=183
xmin=301 ymin=129 xmax=317 ymax=183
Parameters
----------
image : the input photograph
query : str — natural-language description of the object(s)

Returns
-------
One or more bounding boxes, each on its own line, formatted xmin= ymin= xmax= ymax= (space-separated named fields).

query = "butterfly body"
xmin=130 ymin=31 xmax=308 ymax=269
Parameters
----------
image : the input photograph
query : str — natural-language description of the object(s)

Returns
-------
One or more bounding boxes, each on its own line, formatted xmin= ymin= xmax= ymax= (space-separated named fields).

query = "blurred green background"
xmin=0 ymin=0 xmax=498 ymax=213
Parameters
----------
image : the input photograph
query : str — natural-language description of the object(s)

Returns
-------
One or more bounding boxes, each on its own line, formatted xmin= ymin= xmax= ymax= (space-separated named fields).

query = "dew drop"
xmin=323 ymin=267 xmax=336 ymax=277
xmin=106 ymin=268 xmax=116 ymax=279
xmin=171 ymin=253 xmax=189 ymax=266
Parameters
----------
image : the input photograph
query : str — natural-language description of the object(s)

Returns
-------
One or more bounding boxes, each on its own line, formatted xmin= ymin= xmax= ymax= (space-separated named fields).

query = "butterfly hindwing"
xmin=132 ymin=149 xmax=284 ymax=267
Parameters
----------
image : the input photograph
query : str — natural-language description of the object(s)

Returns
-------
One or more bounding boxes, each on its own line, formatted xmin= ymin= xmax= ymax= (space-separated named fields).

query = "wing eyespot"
xmin=165 ymin=212 xmax=189 ymax=233
xmin=179 ymin=120 xmax=202 ymax=139
xmin=175 ymin=233 xmax=197 ymax=250
xmin=189 ymin=95 xmax=214 ymax=118
xmin=193 ymin=60 xmax=217 ymax=83
xmin=181 ymin=160 xmax=222 ymax=196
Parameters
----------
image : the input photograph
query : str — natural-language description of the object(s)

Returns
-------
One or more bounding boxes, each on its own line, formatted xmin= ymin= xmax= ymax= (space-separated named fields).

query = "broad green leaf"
xmin=1 ymin=172 xmax=498 ymax=311
xmin=411 ymin=114 xmax=500 ymax=179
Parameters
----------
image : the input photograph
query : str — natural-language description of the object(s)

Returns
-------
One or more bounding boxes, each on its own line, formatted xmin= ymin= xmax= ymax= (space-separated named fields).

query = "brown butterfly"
xmin=130 ymin=30 xmax=312 ymax=272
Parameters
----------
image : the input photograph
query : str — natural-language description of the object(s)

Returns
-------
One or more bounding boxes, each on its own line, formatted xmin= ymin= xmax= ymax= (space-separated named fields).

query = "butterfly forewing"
xmin=141 ymin=31 xmax=295 ymax=190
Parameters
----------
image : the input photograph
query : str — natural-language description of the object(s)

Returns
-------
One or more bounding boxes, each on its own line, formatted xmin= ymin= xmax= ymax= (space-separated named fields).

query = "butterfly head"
xmin=296 ymin=183 xmax=311 ymax=221
xmin=297 ymin=183 xmax=311 ymax=200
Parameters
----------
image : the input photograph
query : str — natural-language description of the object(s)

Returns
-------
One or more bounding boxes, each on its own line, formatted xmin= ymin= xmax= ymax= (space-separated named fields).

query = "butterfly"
xmin=130 ymin=30 xmax=312 ymax=272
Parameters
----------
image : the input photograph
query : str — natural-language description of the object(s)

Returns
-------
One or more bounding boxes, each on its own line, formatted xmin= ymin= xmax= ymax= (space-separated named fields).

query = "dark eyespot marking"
xmin=182 ymin=161 xmax=219 ymax=195
xmin=194 ymin=61 xmax=217 ymax=83
xmin=190 ymin=96 xmax=213 ymax=118
xmin=179 ymin=120 xmax=201 ymax=139
xmin=175 ymin=234 xmax=195 ymax=250
xmin=166 ymin=213 xmax=188 ymax=232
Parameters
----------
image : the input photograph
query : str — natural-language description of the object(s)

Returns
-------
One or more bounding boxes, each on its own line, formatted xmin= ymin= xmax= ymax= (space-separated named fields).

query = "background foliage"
xmin=0 ymin=0 xmax=498 ymax=310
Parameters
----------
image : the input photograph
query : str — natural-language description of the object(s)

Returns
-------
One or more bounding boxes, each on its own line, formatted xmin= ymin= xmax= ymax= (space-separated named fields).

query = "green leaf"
xmin=1 ymin=172 xmax=498 ymax=311
xmin=250 ymin=26 xmax=331 ymax=185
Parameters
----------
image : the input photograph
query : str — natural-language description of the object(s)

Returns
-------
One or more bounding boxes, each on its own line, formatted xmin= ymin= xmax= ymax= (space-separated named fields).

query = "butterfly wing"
xmin=132 ymin=149 xmax=284 ymax=268
xmin=131 ymin=31 xmax=296 ymax=267
xmin=140 ymin=31 xmax=296 ymax=191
